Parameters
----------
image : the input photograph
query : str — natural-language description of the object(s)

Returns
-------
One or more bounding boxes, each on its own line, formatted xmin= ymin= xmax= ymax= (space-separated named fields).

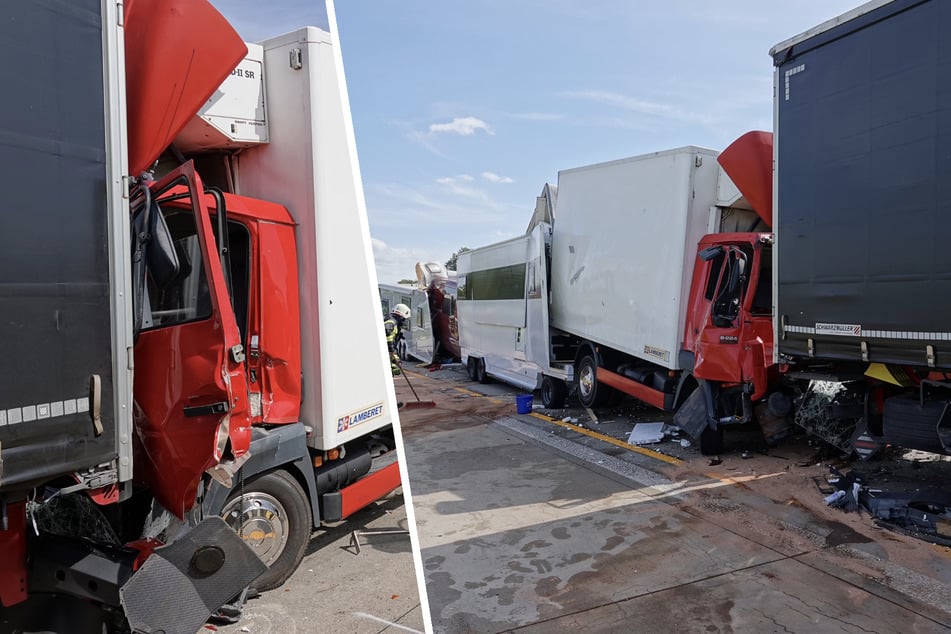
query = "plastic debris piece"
xmin=824 ymin=490 xmax=847 ymax=506
xmin=627 ymin=422 xmax=666 ymax=445
xmin=679 ymin=439 xmax=692 ymax=448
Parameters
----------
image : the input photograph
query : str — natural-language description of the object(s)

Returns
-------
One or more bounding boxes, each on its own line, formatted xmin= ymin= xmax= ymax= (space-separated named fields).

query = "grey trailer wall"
xmin=774 ymin=0 xmax=951 ymax=368
xmin=0 ymin=1 xmax=119 ymax=492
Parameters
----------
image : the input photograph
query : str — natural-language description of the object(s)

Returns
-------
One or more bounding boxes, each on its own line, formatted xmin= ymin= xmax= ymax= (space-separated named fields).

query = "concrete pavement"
xmin=215 ymin=489 xmax=424 ymax=634
xmin=397 ymin=367 xmax=951 ymax=633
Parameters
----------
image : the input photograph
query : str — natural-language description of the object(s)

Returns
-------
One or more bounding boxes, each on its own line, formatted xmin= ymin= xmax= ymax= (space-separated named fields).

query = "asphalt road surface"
xmin=397 ymin=364 xmax=951 ymax=633
xmin=213 ymin=488 xmax=424 ymax=634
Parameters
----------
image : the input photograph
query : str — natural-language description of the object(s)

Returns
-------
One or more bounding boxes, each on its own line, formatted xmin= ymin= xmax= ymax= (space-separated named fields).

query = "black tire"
xmin=220 ymin=470 xmax=311 ymax=591
xmin=540 ymin=375 xmax=567 ymax=409
xmin=576 ymin=354 xmax=610 ymax=408
xmin=700 ymin=425 xmax=724 ymax=456
xmin=467 ymin=357 xmax=478 ymax=381
xmin=476 ymin=358 xmax=489 ymax=384
xmin=883 ymin=394 xmax=945 ymax=454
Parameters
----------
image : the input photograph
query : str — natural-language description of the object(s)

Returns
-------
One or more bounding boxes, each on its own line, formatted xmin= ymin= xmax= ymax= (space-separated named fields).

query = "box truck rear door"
xmin=132 ymin=162 xmax=250 ymax=518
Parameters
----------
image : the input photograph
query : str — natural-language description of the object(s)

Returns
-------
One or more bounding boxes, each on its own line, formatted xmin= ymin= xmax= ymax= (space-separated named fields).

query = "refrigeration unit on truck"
xmin=550 ymin=140 xmax=777 ymax=452
xmin=457 ymin=184 xmax=575 ymax=407
xmin=0 ymin=2 xmax=402 ymax=631
xmin=771 ymin=0 xmax=951 ymax=457
xmin=380 ymin=262 xmax=460 ymax=365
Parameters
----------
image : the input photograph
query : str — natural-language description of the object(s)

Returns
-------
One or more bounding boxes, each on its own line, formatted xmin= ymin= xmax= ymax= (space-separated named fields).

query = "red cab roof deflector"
xmin=124 ymin=0 xmax=247 ymax=175
xmin=717 ymin=131 xmax=773 ymax=230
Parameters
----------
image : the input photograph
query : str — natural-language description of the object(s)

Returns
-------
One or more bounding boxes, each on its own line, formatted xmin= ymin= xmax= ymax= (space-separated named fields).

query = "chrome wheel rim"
xmin=579 ymin=365 xmax=595 ymax=399
xmin=221 ymin=492 xmax=289 ymax=567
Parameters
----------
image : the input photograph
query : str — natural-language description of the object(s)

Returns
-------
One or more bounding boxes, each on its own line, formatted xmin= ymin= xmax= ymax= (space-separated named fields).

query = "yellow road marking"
xmin=529 ymin=412 xmax=683 ymax=466
xmin=402 ymin=369 xmax=682 ymax=466
xmin=451 ymin=385 xmax=486 ymax=398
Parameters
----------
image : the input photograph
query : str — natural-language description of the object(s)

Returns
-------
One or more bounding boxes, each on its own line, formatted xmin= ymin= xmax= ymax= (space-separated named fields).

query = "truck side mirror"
xmin=145 ymin=201 xmax=181 ymax=289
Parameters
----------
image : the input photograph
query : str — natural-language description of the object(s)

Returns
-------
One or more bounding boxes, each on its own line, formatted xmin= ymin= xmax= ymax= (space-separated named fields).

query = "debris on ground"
xmin=865 ymin=488 xmax=951 ymax=546
xmin=628 ymin=422 xmax=667 ymax=445
xmin=817 ymin=465 xmax=951 ymax=546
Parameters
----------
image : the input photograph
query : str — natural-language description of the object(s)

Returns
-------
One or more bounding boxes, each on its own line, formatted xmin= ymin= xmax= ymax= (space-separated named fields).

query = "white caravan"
xmin=379 ymin=262 xmax=459 ymax=364
xmin=456 ymin=185 xmax=573 ymax=407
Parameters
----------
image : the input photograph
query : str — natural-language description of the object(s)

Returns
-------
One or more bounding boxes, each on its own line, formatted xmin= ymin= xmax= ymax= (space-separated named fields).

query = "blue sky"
xmin=213 ymin=1 xmax=860 ymax=284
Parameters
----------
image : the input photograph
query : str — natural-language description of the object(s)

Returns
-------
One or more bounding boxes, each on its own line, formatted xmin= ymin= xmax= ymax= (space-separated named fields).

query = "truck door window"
xmin=223 ymin=219 xmax=251 ymax=343
xmin=750 ymin=243 xmax=773 ymax=315
xmin=712 ymin=248 xmax=748 ymax=328
xmin=141 ymin=205 xmax=251 ymax=339
xmin=704 ymin=251 xmax=726 ymax=301
xmin=144 ymin=209 xmax=213 ymax=328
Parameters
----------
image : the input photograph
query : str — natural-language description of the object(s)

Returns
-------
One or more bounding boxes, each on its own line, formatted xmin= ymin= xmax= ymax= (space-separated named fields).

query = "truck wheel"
xmin=576 ymin=355 xmax=609 ymax=408
xmin=476 ymin=358 xmax=489 ymax=384
xmin=221 ymin=470 xmax=311 ymax=591
xmin=699 ymin=425 xmax=724 ymax=456
xmin=467 ymin=357 xmax=478 ymax=381
xmin=541 ymin=376 xmax=567 ymax=408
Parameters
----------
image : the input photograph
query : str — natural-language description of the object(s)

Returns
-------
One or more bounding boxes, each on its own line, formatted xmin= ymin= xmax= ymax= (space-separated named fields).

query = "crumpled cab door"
xmin=132 ymin=162 xmax=250 ymax=518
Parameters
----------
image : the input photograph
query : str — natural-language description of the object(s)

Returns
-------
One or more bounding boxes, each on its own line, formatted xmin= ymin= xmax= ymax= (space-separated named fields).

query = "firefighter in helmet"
xmin=384 ymin=303 xmax=410 ymax=375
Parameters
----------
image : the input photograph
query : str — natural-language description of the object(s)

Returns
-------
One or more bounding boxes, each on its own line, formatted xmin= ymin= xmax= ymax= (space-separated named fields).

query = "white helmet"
xmin=392 ymin=304 xmax=411 ymax=320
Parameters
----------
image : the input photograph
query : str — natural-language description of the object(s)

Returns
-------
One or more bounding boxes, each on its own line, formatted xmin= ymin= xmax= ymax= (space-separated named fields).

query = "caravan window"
xmin=464 ymin=264 xmax=526 ymax=300
xmin=416 ymin=306 xmax=425 ymax=328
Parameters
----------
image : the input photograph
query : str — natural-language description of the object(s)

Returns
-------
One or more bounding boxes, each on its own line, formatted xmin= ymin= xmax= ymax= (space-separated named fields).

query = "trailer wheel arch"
xmin=203 ymin=427 xmax=321 ymax=528
xmin=574 ymin=342 xmax=600 ymax=368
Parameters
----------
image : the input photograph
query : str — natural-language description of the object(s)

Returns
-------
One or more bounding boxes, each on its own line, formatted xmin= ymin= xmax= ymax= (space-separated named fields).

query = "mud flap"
xmin=673 ymin=387 xmax=709 ymax=440
xmin=120 ymin=516 xmax=266 ymax=634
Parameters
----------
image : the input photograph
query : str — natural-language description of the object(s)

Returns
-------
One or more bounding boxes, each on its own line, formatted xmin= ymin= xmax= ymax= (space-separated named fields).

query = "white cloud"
xmin=428 ymin=116 xmax=494 ymax=136
xmin=559 ymin=90 xmax=713 ymax=125
xmin=371 ymin=237 xmax=437 ymax=286
xmin=436 ymin=174 xmax=474 ymax=186
xmin=366 ymin=179 xmax=526 ymax=285
xmin=404 ymin=129 xmax=448 ymax=158
xmin=482 ymin=171 xmax=514 ymax=184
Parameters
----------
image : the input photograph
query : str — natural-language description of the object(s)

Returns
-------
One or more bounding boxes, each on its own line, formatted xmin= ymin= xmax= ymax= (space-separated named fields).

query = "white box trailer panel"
xmin=550 ymin=147 xmax=719 ymax=370
xmin=0 ymin=0 xmax=133 ymax=490
xmin=230 ymin=27 xmax=395 ymax=449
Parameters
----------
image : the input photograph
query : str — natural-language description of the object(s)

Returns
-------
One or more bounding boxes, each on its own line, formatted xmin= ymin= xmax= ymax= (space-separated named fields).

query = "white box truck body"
xmin=550 ymin=147 xmax=720 ymax=371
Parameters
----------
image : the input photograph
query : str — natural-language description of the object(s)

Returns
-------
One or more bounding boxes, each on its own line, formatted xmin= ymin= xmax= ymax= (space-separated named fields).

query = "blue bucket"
xmin=515 ymin=394 xmax=533 ymax=414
